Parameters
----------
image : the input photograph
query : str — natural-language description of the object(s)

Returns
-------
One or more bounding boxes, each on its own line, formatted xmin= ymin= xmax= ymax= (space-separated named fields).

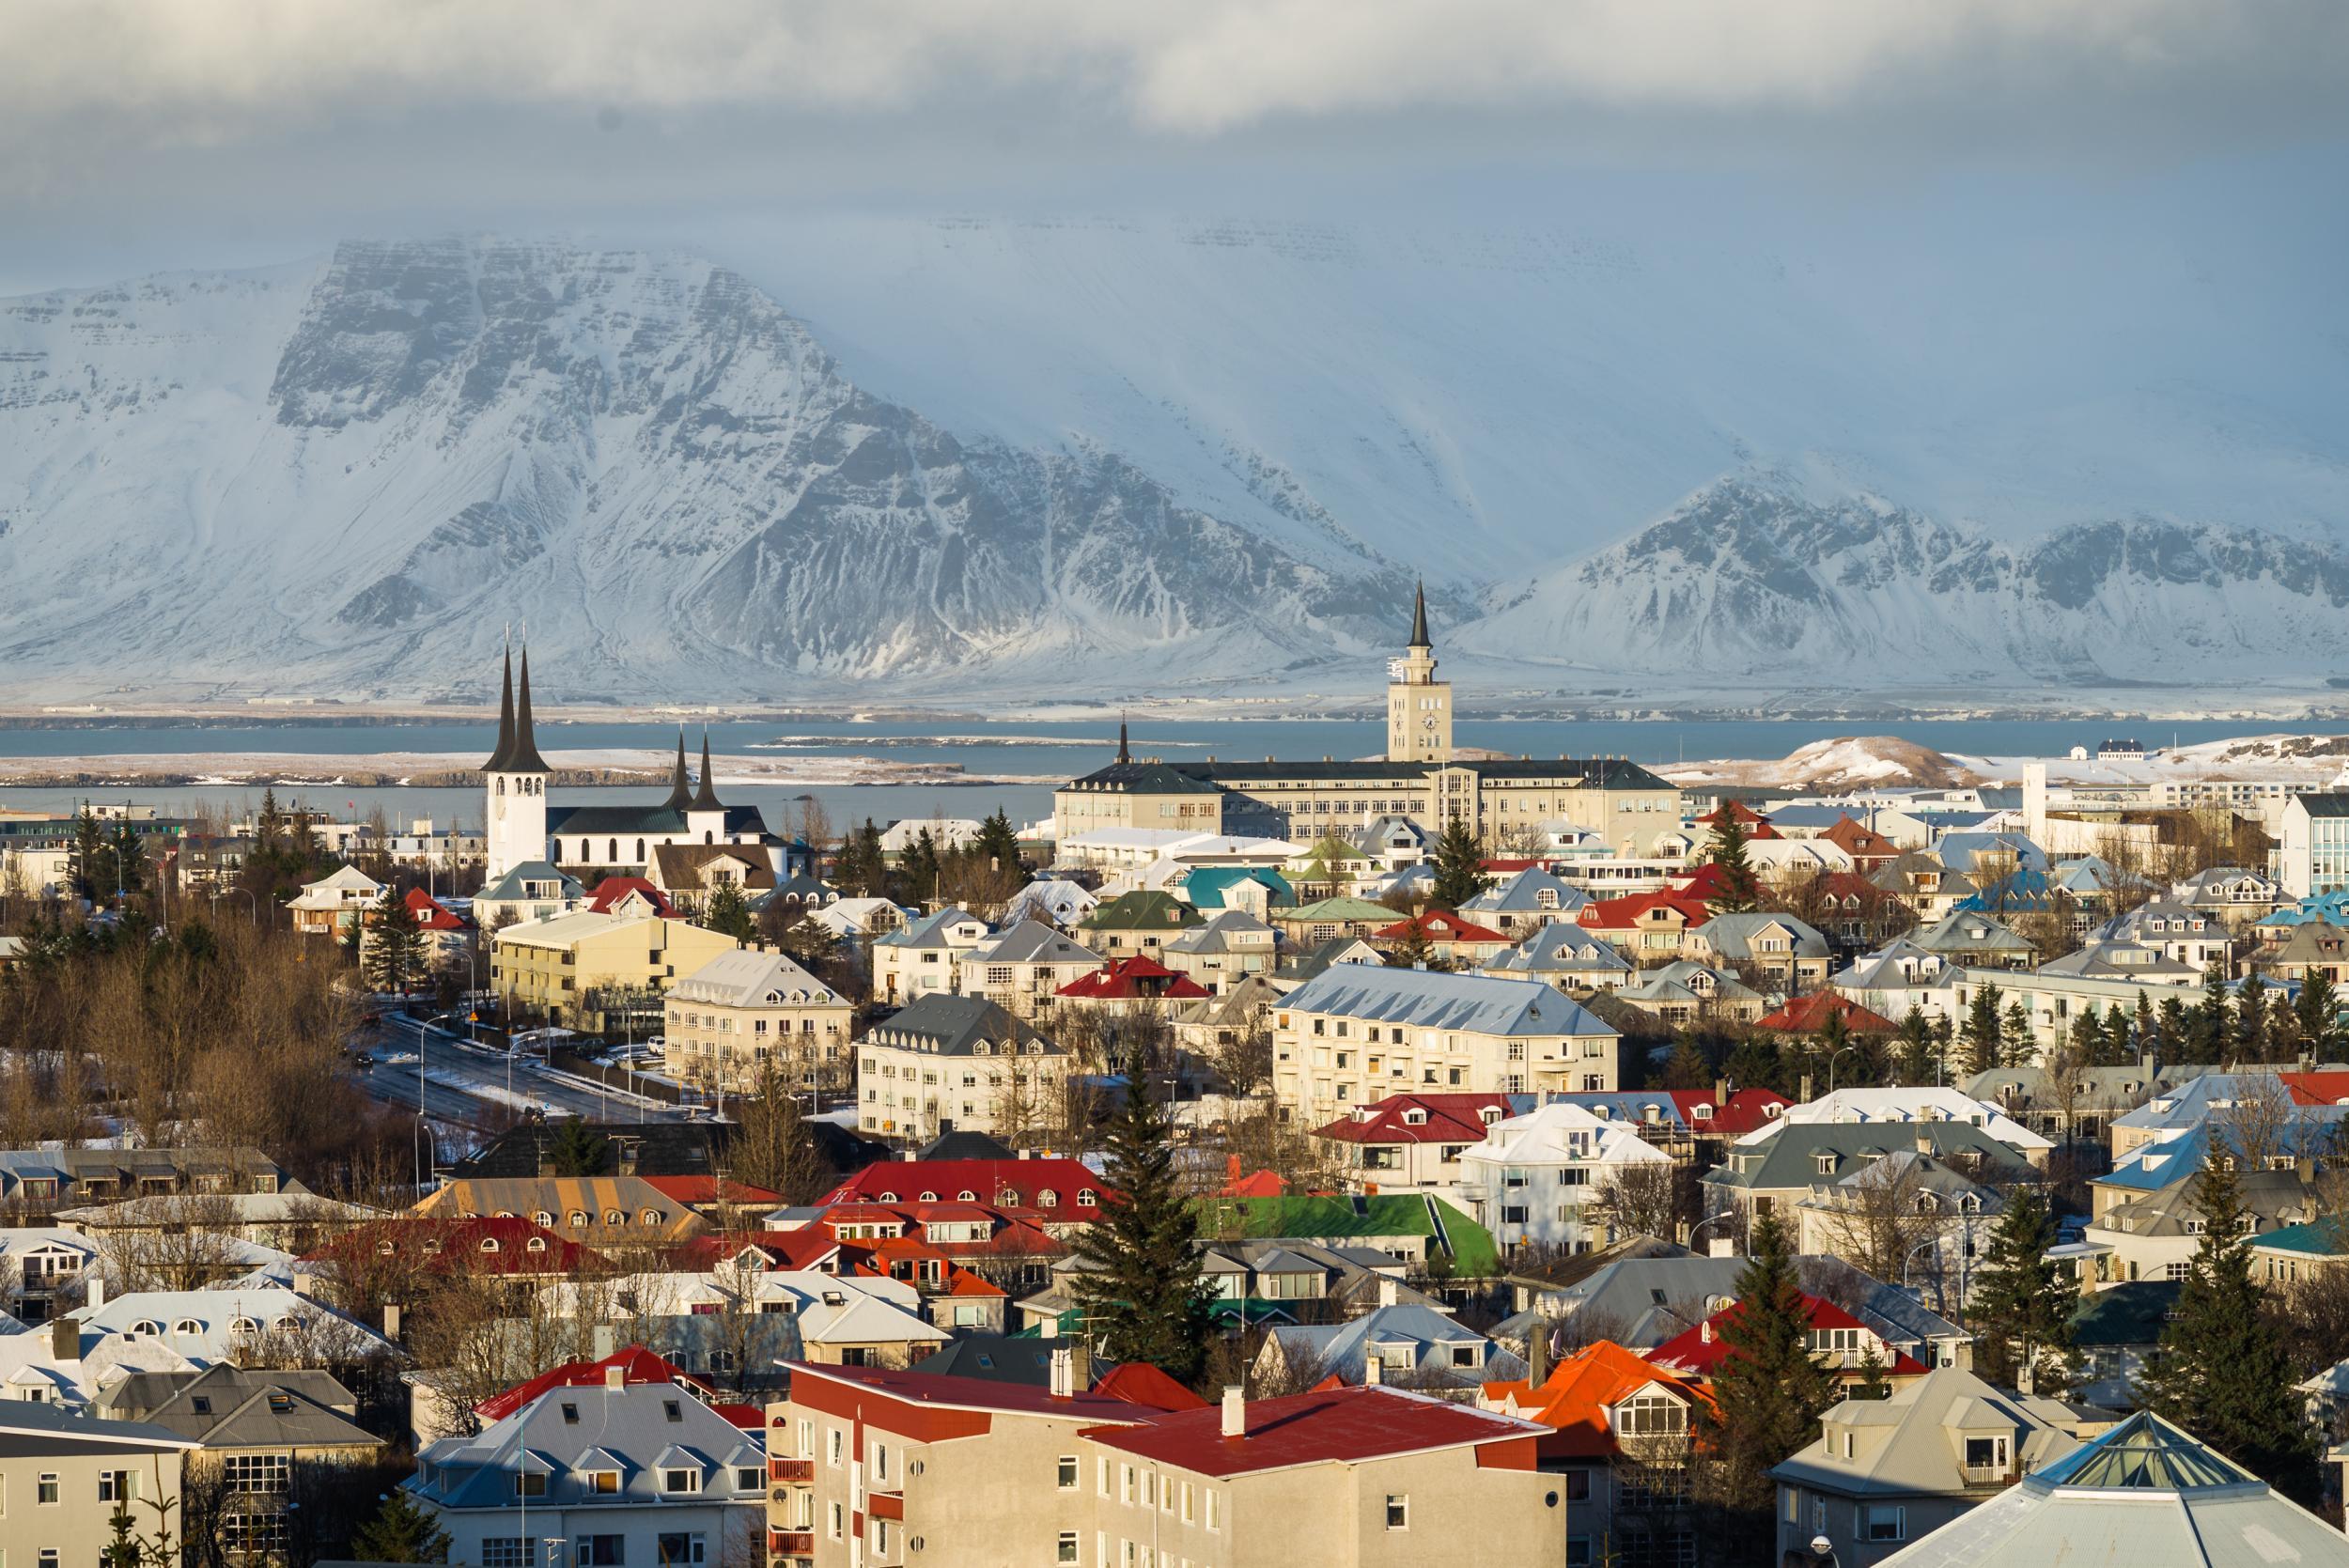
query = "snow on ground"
xmin=0 ymin=748 xmax=1057 ymax=788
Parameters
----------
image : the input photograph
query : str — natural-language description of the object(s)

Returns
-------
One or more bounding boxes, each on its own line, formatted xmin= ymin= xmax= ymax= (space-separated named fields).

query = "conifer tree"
xmin=1962 ymin=981 xmax=2004 ymax=1076
xmin=365 ymin=882 xmax=427 ymax=995
xmin=700 ymin=880 xmax=757 ymax=943
xmin=350 ymin=1490 xmax=451 ymax=1564
xmin=1896 ymin=1007 xmax=1936 ymax=1085
xmin=1725 ymin=1036 xmax=1785 ymax=1098
xmin=1384 ymin=919 xmax=1443 ymax=972
xmin=1695 ymin=1212 xmax=1837 ymax=1545
xmin=1426 ymin=816 xmax=1490 ymax=910
xmin=2103 ymin=1001 xmax=2133 ymax=1066
xmin=2134 ymin=991 xmax=2158 ymax=1060
xmin=2188 ymin=957 xmax=2232 ymax=1062
xmin=2294 ymin=966 xmax=2339 ymax=1055
xmin=2140 ymin=1154 xmax=2321 ymax=1500
xmin=1068 ymin=1073 xmax=1215 ymax=1386
xmin=834 ymin=819 xmax=888 ymax=898
xmin=974 ymin=808 xmax=1022 ymax=877
xmin=1966 ymin=1186 xmax=2078 ymax=1394
xmin=1854 ymin=1342 xmax=1890 ymax=1401
xmin=67 ymin=803 xmax=106 ymax=903
xmin=906 ymin=828 xmax=942 ymax=904
xmin=2159 ymin=994 xmax=2189 ymax=1057
xmin=546 ymin=1118 xmax=611 ymax=1177
xmin=2001 ymin=1000 xmax=2033 ymax=1068
xmin=1660 ymin=1032 xmax=1714 ymax=1091
xmin=2233 ymin=970 xmax=2270 ymax=1063
xmin=1703 ymin=808 xmax=1764 ymax=915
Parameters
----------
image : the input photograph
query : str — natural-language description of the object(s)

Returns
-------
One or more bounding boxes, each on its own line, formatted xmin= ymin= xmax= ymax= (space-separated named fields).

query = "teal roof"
xmin=2027 ymin=1410 xmax=2258 ymax=1493
xmin=1184 ymin=867 xmax=1295 ymax=910
xmin=2067 ymin=1280 xmax=2179 ymax=1347
xmin=2254 ymin=1218 xmax=2349 ymax=1257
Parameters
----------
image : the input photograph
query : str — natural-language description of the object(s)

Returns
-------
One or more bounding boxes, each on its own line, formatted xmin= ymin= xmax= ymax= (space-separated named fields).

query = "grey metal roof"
xmin=969 ymin=920 xmax=1099 ymax=965
xmin=1484 ymin=923 xmax=1631 ymax=977
xmin=411 ymin=1381 xmax=764 ymax=1512
xmin=1690 ymin=911 xmax=1829 ymax=959
xmin=1709 ymin=1122 xmax=2037 ymax=1193
xmin=864 ymin=993 xmax=1062 ymax=1057
xmin=1277 ymin=965 xmax=1615 ymax=1038
xmin=1770 ymin=1367 xmax=2079 ymax=1500
xmin=96 ymin=1365 xmax=379 ymax=1450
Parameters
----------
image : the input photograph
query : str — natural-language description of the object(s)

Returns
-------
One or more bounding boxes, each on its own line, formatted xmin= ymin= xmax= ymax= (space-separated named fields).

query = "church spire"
xmin=505 ymin=645 xmax=550 ymax=774
xmin=663 ymin=729 xmax=693 ymax=812
xmin=1117 ymin=715 xmax=1130 ymax=765
xmin=1408 ymin=578 xmax=1430 ymax=649
xmin=692 ymin=730 xmax=722 ymax=810
xmin=481 ymin=641 xmax=517 ymax=771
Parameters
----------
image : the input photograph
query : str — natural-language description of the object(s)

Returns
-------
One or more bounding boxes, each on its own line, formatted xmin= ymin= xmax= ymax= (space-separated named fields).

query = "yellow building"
xmin=490 ymin=909 xmax=741 ymax=1034
xmin=1386 ymin=581 xmax=1452 ymax=763
xmin=663 ymin=947 xmax=854 ymax=1095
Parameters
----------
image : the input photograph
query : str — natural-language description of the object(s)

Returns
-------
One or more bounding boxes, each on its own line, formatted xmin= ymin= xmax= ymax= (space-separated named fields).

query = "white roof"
xmin=1738 ymin=1086 xmax=2052 ymax=1151
xmin=671 ymin=948 xmax=839 ymax=1008
xmin=493 ymin=908 xmax=665 ymax=949
xmin=1459 ymin=1102 xmax=1672 ymax=1171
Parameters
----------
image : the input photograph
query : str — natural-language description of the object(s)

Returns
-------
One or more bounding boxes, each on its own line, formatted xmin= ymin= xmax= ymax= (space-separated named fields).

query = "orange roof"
xmin=1089 ymin=1362 xmax=1210 ymax=1412
xmin=1489 ymin=1341 xmax=1711 ymax=1460
xmin=944 ymin=1269 xmax=1006 ymax=1297
xmin=1371 ymin=910 xmax=1511 ymax=945
xmin=640 ymin=1175 xmax=783 ymax=1205
xmin=1695 ymin=800 xmax=1780 ymax=838
xmin=1580 ymin=892 xmax=1712 ymax=930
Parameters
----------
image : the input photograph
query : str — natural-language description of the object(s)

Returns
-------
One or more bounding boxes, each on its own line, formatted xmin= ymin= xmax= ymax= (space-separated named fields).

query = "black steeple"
xmin=482 ymin=644 xmax=518 ymax=771
xmin=692 ymin=730 xmax=722 ymax=810
xmin=1408 ymin=579 xmax=1430 ymax=648
xmin=1117 ymin=716 xmax=1130 ymax=765
xmin=505 ymin=646 xmax=551 ymax=773
xmin=662 ymin=729 xmax=694 ymax=812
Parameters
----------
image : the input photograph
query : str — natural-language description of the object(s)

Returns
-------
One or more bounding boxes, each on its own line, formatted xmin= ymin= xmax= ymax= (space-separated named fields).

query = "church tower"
xmin=1386 ymin=582 xmax=1453 ymax=763
xmin=482 ymin=642 xmax=552 ymax=882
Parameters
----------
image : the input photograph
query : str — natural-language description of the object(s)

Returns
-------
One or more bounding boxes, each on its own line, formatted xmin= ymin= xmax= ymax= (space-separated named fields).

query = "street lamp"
xmin=210 ymin=886 xmax=258 ymax=925
xmin=1688 ymin=1209 xmax=1742 ymax=1255
xmin=1825 ymin=1043 xmax=1860 ymax=1094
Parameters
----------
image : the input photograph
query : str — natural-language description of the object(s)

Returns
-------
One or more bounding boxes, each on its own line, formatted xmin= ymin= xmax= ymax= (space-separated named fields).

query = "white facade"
xmin=1457 ymin=1102 xmax=1671 ymax=1253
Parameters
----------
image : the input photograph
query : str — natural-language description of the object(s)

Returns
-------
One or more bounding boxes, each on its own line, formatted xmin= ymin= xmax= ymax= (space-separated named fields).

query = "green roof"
xmin=1190 ymin=1194 xmax=1501 ymax=1278
xmin=2068 ymin=1280 xmax=2180 ymax=1347
xmin=2252 ymin=1218 xmax=2349 ymax=1258
xmin=1080 ymin=891 xmax=1203 ymax=931
xmin=1280 ymin=896 xmax=1396 ymax=923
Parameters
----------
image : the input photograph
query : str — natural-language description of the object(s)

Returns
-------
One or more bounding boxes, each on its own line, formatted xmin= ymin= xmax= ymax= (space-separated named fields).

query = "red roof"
xmin=404 ymin=888 xmax=466 ymax=931
xmin=1313 ymin=1093 xmax=1514 ymax=1146
xmin=1483 ymin=1341 xmax=1712 ymax=1460
xmin=1089 ymin=1363 xmax=1211 ymax=1412
xmin=670 ymin=1228 xmax=842 ymax=1273
xmin=1371 ymin=910 xmax=1511 ymax=945
xmin=1695 ymin=800 xmax=1781 ymax=838
xmin=1754 ymin=992 xmax=1899 ymax=1035
xmin=1646 ymin=1295 xmax=1927 ymax=1381
xmin=1057 ymin=955 xmax=1212 ymax=1001
xmin=1672 ymin=862 xmax=1732 ymax=901
xmin=822 ymin=1159 xmax=1109 ymax=1214
xmin=1478 ymin=858 xmax=1543 ymax=875
xmin=1579 ymin=892 xmax=1712 ymax=931
xmin=303 ymin=1215 xmax=599 ymax=1278
xmin=1080 ymin=1385 xmax=1539 ymax=1478
xmin=1821 ymin=816 xmax=1900 ymax=862
xmin=792 ymin=1361 xmax=1156 ymax=1424
xmin=640 ymin=1174 xmax=783 ymax=1206
xmin=2282 ymin=1070 xmax=2349 ymax=1106
xmin=585 ymin=877 xmax=677 ymax=916
xmin=476 ymin=1347 xmax=714 ymax=1421
xmin=1663 ymin=1088 xmax=1790 ymax=1139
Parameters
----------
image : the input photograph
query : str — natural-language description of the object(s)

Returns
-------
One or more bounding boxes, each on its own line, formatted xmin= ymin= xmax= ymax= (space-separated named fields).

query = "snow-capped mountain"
xmin=1 ymin=227 xmax=2346 ymax=705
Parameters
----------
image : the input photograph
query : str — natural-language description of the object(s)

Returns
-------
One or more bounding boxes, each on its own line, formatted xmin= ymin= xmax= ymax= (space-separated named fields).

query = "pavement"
xmin=352 ymin=1014 xmax=690 ymax=1129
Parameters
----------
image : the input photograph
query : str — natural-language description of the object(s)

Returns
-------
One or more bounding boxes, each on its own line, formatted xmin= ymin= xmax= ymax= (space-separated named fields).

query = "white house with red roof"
xmin=1369 ymin=908 xmax=1515 ymax=966
xmin=1645 ymin=1293 xmax=1929 ymax=1389
xmin=1055 ymin=954 xmax=1212 ymax=1007
xmin=1313 ymin=1092 xmax=1517 ymax=1196
xmin=1457 ymin=1101 xmax=1673 ymax=1254
xmin=818 ymin=1158 xmax=1107 ymax=1233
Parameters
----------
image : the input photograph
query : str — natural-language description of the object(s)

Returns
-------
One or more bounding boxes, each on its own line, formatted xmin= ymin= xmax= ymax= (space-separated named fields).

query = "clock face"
xmin=1422 ymin=716 xmax=1439 ymax=730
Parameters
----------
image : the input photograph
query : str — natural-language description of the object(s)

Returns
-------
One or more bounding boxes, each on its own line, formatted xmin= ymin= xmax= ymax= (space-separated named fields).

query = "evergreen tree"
xmin=973 ymin=809 xmax=1022 ymax=877
xmin=106 ymin=818 xmax=146 ymax=901
xmin=1660 ymin=1032 xmax=1714 ymax=1091
xmin=2067 ymin=1010 xmax=2103 ymax=1069
xmin=1694 ymin=1212 xmax=1837 ymax=1544
xmin=2233 ymin=970 xmax=2270 ymax=1063
xmin=364 ymin=882 xmax=427 ymax=995
xmin=2103 ymin=1001 xmax=2133 ymax=1067
xmin=1426 ymin=816 xmax=1490 ymax=910
xmin=1703 ymin=808 xmax=1764 ymax=915
xmin=1725 ymin=1035 xmax=1786 ymax=1098
xmin=1962 ymin=982 xmax=2004 ymax=1077
xmin=546 ymin=1118 xmax=611 ymax=1177
xmin=257 ymin=787 xmax=288 ymax=846
xmin=700 ymin=880 xmax=757 ymax=943
xmin=350 ymin=1490 xmax=452 ymax=1564
xmin=101 ymin=1503 xmax=141 ymax=1568
xmin=2001 ymin=1000 xmax=2033 ymax=1069
xmin=832 ymin=818 xmax=888 ymax=899
xmin=2140 ymin=1154 xmax=2322 ymax=1501
xmin=2134 ymin=991 xmax=2158 ymax=1062
xmin=906 ymin=828 xmax=943 ymax=904
xmin=1966 ymin=1186 xmax=2078 ymax=1395
xmin=1854 ymin=1342 xmax=1890 ymax=1401
xmin=2188 ymin=957 xmax=2232 ymax=1062
xmin=67 ymin=803 xmax=106 ymax=903
xmin=2158 ymin=994 xmax=2188 ymax=1058
xmin=1067 ymin=1074 xmax=1216 ymax=1386
xmin=1896 ymin=1006 xmax=1936 ymax=1085
xmin=2294 ymin=966 xmax=2339 ymax=1056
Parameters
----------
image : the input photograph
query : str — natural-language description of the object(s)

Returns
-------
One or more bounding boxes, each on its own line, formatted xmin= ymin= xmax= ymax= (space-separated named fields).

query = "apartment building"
xmin=0 ymin=1403 xmax=197 ymax=1568
xmin=490 ymin=909 xmax=742 ymax=1034
xmin=1271 ymin=967 xmax=1621 ymax=1126
xmin=856 ymin=995 xmax=1072 ymax=1146
xmin=663 ymin=948 xmax=854 ymax=1094
xmin=768 ymin=1361 xmax=1563 ymax=1568
xmin=872 ymin=909 xmax=994 ymax=1005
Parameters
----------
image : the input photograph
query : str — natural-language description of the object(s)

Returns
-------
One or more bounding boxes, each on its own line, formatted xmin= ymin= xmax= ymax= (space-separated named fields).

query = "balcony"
xmin=866 ymin=1489 xmax=905 ymax=1521
xmin=1959 ymin=1464 xmax=2015 ymax=1486
xmin=770 ymin=1458 xmax=814 ymax=1483
xmin=768 ymin=1530 xmax=814 ymax=1559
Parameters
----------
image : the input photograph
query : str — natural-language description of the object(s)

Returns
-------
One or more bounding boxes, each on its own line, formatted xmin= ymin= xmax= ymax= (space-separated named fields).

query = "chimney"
xmin=592 ymin=1324 xmax=616 ymax=1359
xmin=48 ymin=1315 xmax=78 ymax=1362
xmin=382 ymin=1303 xmax=402 ymax=1343
xmin=1798 ymin=1074 xmax=1814 ymax=1104
xmin=604 ymin=1362 xmax=627 ymax=1390
xmin=1050 ymin=1345 xmax=1075 ymax=1400
xmin=1916 ymin=1133 xmax=1935 ymax=1156
xmin=1071 ymin=1339 xmax=1093 ymax=1391
xmin=1708 ymin=1236 xmax=1736 ymax=1258
xmin=1527 ymin=1320 xmax=1552 ymax=1387
xmin=1039 ymin=1314 xmax=1059 ymax=1340
xmin=86 ymin=1279 xmax=104 ymax=1312
xmin=1221 ymin=1386 xmax=1245 ymax=1440
xmin=1377 ymin=1275 xmax=1398 ymax=1309
xmin=1364 ymin=1355 xmax=1383 ymax=1387
xmin=1714 ymin=1077 xmax=1729 ymax=1108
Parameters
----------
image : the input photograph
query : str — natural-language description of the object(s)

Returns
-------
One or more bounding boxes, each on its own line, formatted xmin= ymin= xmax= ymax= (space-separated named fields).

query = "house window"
xmin=661 ymin=1467 xmax=701 ymax=1495
xmin=515 ymin=1471 xmax=547 ymax=1498
xmin=1864 ymin=1505 xmax=1906 ymax=1543
xmin=1059 ymin=1456 xmax=1080 ymax=1490
xmin=1057 ymin=1533 xmax=1081 ymax=1565
xmin=577 ymin=1536 xmax=626 ymax=1567
xmin=656 ymin=1535 xmax=707 ymax=1566
xmin=1385 ymin=1495 xmax=1408 ymax=1530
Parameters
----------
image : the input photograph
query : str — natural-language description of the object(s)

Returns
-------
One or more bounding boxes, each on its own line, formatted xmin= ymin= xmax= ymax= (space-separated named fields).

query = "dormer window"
xmin=1403 ymin=1110 xmax=1428 ymax=1126
xmin=1077 ymin=1189 xmax=1099 ymax=1207
xmin=172 ymin=1318 xmax=201 ymax=1335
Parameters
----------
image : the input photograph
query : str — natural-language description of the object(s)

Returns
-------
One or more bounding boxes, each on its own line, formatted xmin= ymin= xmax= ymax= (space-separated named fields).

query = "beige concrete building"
xmin=664 ymin=947 xmax=854 ymax=1094
xmin=767 ymin=1362 xmax=1562 ymax=1568
xmin=490 ymin=908 xmax=742 ymax=1033
xmin=856 ymin=995 xmax=1071 ymax=1145
xmin=0 ymin=1401 xmax=197 ymax=1566
xmin=1272 ymin=965 xmax=1622 ymax=1126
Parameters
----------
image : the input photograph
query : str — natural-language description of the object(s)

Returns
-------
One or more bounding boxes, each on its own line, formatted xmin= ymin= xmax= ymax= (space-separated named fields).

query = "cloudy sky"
xmin=4 ymin=1 xmax=2348 ymax=294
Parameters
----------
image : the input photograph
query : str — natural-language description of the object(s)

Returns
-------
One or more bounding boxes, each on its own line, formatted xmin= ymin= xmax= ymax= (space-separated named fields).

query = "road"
xmin=353 ymin=1014 xmax=692 ymax=1130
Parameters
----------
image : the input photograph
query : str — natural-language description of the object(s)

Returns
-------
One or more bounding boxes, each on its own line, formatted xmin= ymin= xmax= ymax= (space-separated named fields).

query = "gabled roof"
xmin=1057 ymin=955 xmax=1212 ymax=1001
xmin=1314 ymin=1093 xmax=1516 ymax=1147
xmin=584 ymin=877 xmax=677 ymax=916
xmin=1647 ymin=1294 xmax=1927 ymax=1380
xmin=476 ymin=861 xmax=584 ymax=903
xmin=969 ymin=920 xmax=1100 ymax=965
xmin=1483 ymin=922 xmax=1631 ymax=978
xmin=1755 ymin=991 xmax=1899 ymax=1034
xmin=404 ymin=888 xmax=467 ymax=931
xmin=1579 ymin=891 xmax=1713 ymax=931
xmin=1371 ymin=909 xmax=1511 ymax=944
xmin=1485 ymin=1340 xmax=1710 ymax=1458
xmin=671 ymin=947 xmax=838 ymax=1008
xmin=863 ymin=992 xmax=1061 ymax=1056
xmin=1279 ymin=964 xmax=1615 ymax=1040
xmin=1080 ymin=891 xmax=1204 ymax=931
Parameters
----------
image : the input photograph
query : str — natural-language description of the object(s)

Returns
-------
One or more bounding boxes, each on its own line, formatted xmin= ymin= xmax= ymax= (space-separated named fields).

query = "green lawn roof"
xmin=1190 ymin=1194 xmax=1501 ymax=1278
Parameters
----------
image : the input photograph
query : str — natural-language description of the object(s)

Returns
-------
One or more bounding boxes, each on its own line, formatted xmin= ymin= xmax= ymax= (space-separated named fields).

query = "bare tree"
xmin=96 ymin=1194 xmax=250 ymax=1293
xmin=1587 ymin=1162 xmax=1688 ymax=1244
xmin=1804 ymin=1155 xmax=1967 ymax=1296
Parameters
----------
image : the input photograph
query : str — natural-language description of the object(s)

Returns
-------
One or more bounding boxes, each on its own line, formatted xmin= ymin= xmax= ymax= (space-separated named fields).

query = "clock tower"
xmin=482 ymin=641 xmax=552 ymax=883
xmin=1386 ymin=581 xmax=1453 ymax=764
